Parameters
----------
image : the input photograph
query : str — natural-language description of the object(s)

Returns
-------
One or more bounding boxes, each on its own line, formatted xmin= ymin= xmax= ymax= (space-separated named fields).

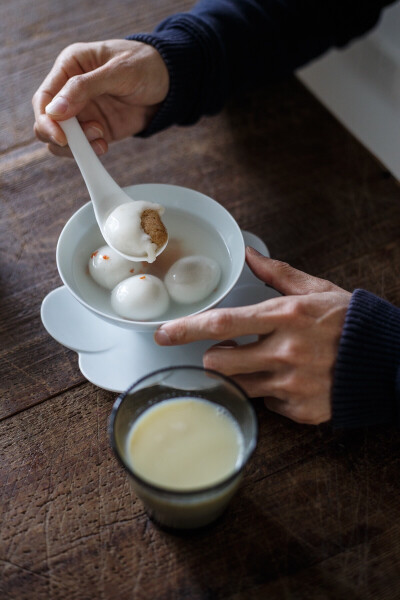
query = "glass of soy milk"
xmin=109 ymin=366 xmax=257 ymax=530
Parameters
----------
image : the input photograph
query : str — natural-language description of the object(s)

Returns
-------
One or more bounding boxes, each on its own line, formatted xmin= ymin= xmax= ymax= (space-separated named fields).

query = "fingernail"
xmin=50 ymin=135 xmax=65 ymax=147
xmin=215 ymin=340 xmax=236 ymax=348
xmin=246 ymin=246 xmax=263 ymax=257
xmin=46 ymin=96 xmax=69 ymax=116
xmin=86 ymin=125 xmax=104 ymax=140
xmin=92 ymin=140 xmax=105 ymax=155
xmin=154 ymin=328 xmax=171 ymax=346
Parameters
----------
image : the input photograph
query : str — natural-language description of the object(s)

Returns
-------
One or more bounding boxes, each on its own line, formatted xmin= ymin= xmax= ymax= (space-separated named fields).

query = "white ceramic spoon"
xmin=58 ymin=117 xmax=168 ymax=262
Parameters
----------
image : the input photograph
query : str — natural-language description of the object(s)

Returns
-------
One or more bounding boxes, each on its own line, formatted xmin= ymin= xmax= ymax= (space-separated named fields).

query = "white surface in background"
xmin=298 ymin=2 xmax=400 ymax=180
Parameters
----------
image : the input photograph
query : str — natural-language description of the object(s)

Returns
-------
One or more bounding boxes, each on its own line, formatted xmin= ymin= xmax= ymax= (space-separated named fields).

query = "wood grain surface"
xmin=1 ymin=1 xmax=400 ymax=599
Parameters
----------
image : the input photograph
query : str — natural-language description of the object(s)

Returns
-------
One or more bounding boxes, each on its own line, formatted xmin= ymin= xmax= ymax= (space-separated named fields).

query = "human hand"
xmin=32 ymin=39 xmax=169 ymax=156
xmin=154 ymin=247 xmax=352 ymax=425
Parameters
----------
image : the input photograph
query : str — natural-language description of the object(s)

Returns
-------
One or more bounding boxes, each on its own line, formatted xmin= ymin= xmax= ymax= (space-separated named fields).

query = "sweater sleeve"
xmin=332 ymin=289 xmax=400 ymax=428
xmin=127 ymin=0 xmax=395 ymax=136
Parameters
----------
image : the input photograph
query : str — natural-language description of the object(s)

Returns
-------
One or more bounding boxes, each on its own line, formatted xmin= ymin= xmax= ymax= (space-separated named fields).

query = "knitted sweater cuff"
xmin=332 ymin=289 xmax=400 ymax=428
xmin=127 ymin=14 xmax=226 ymax=137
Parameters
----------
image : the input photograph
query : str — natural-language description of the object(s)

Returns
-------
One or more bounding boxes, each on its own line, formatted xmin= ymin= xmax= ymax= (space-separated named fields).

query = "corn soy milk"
xmin=126 ymin=397 xmax=244 ymax=490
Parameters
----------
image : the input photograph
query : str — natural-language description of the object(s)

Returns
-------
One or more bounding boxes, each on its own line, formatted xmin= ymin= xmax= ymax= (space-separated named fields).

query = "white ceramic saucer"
xmin=41 ymin=231 xmax=279 ymax=392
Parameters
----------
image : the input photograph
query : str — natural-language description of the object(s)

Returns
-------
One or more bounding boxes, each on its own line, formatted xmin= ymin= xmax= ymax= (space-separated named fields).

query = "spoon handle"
xmin=59 ymin=117 xmax=121 ymax=206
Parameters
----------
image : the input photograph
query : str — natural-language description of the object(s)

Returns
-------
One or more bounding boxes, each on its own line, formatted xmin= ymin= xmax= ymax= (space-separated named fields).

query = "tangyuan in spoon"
xmin=103 ymin=200 xmax=167 ymax=263
xmin=55 ymin=116 xmax=168 ymax=262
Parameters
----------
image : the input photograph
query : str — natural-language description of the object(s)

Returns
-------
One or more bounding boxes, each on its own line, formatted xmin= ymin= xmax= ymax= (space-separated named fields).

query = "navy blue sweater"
xmin=128 ymin=0 xmax=400 ymax=428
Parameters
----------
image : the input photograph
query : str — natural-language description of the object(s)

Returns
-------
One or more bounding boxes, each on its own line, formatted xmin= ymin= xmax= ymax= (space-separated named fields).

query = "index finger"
xmin=154 ymin=302 xmax=276 ymax=346
xmin=33 ymin=63 xmax=68 ymax=114
xmin=32 ymin=60 xmax=72 ymax=145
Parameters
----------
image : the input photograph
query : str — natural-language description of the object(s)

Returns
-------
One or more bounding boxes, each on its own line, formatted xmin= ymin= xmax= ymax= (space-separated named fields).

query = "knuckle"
xmin=272 ymin=259 xmax=292 ymax=275
xmin=65 ymin=74 xmax=89 ymax=101
xmin=118 ymin=50 xmax=134 ymax=64
xmin=61 ymin=42 xmax=87 ymax=58
xmin=287 ymin=392 xmax=331 ymax=425
xmin=283 ymin=338 xmax=303 ymax=362
xmin=261 ymin=259 xmax=294 ymax=290
xmin=274 ymin=340 xmax=304 ymax=369
xmin=280 ymin=372 xmax=300 ymax=396
xmin=284 ymin=299 xmax=304 ymax=320
xmin=285 ymin=399 xmax=318 ymax=424
xmin=291 ymin=404 xmax=313 ymax=424
xmin=170 ymin=319 xmax=190 ymax=342
xmin=293 ymin=405 xmax=327 ymax=425
xmin=207 ymin=310 xmax=233 ymax=338
xmin=67 ymin=74 xmax=84 ymax=93
xmin=316 ymin=277 xmax=338 ymax=293
xmin=272 ymin=259 xmax=296 ymax=280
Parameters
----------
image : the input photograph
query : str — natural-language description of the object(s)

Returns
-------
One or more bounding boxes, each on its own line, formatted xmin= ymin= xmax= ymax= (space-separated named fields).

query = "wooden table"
xmin=1 ymin=1 xmax=400 ymax=598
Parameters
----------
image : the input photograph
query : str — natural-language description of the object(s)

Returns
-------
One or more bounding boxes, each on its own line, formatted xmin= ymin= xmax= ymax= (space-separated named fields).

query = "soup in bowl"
xmin=56 ymin=184 xmax=245 ymax=332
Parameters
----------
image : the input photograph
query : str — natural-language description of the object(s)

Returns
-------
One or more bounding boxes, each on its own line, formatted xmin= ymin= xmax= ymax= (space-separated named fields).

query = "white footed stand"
xmin=41 ymin=232 xmax=279 ymax=392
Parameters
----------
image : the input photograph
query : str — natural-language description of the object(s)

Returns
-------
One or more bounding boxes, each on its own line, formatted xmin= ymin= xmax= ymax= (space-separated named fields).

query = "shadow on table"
xmin=154 ymin=423 xmax=400 ymax=599
xmin=155 ymin=493 xmax=344 ymax=599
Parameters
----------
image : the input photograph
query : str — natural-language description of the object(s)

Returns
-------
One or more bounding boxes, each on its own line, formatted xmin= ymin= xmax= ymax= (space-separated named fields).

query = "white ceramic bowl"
xmin=56 ymin=184 xmax=245 ymax=332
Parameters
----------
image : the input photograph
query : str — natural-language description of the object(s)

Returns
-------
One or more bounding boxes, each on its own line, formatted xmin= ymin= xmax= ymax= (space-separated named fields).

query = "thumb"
xmin=45 ymin=62 xmax=125 ymax=121
xmin=245 ymin=247 xmax=336 ymax=295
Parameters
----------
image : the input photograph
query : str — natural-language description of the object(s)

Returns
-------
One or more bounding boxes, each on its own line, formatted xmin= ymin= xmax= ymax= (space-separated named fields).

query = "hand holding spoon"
xmin=56 ymin=117 xmax=168 ymax=262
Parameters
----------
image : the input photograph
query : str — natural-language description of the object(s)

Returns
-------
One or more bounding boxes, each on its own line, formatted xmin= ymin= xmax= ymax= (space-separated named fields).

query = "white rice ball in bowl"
xmin=56 ymin=184 xmax=245 ymax=333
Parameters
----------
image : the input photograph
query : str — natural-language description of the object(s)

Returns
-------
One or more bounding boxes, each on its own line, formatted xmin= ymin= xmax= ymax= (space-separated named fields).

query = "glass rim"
xmin=108 ymin=365 xmax=258 ymax=497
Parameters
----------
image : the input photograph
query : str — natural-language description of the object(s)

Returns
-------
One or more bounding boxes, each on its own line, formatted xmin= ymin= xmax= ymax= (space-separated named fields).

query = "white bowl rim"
xmin=56 ymin=183 xmax=245 ymax=329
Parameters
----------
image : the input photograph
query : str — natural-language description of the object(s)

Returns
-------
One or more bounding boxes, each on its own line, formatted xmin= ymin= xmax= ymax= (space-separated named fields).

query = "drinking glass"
xmin=109 ymin=366 xmax=257 ymax=530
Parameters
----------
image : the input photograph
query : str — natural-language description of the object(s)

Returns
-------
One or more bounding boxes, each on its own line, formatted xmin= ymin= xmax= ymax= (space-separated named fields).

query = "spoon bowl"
xmin=57 ymin=117 xmax=168 ymax=262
